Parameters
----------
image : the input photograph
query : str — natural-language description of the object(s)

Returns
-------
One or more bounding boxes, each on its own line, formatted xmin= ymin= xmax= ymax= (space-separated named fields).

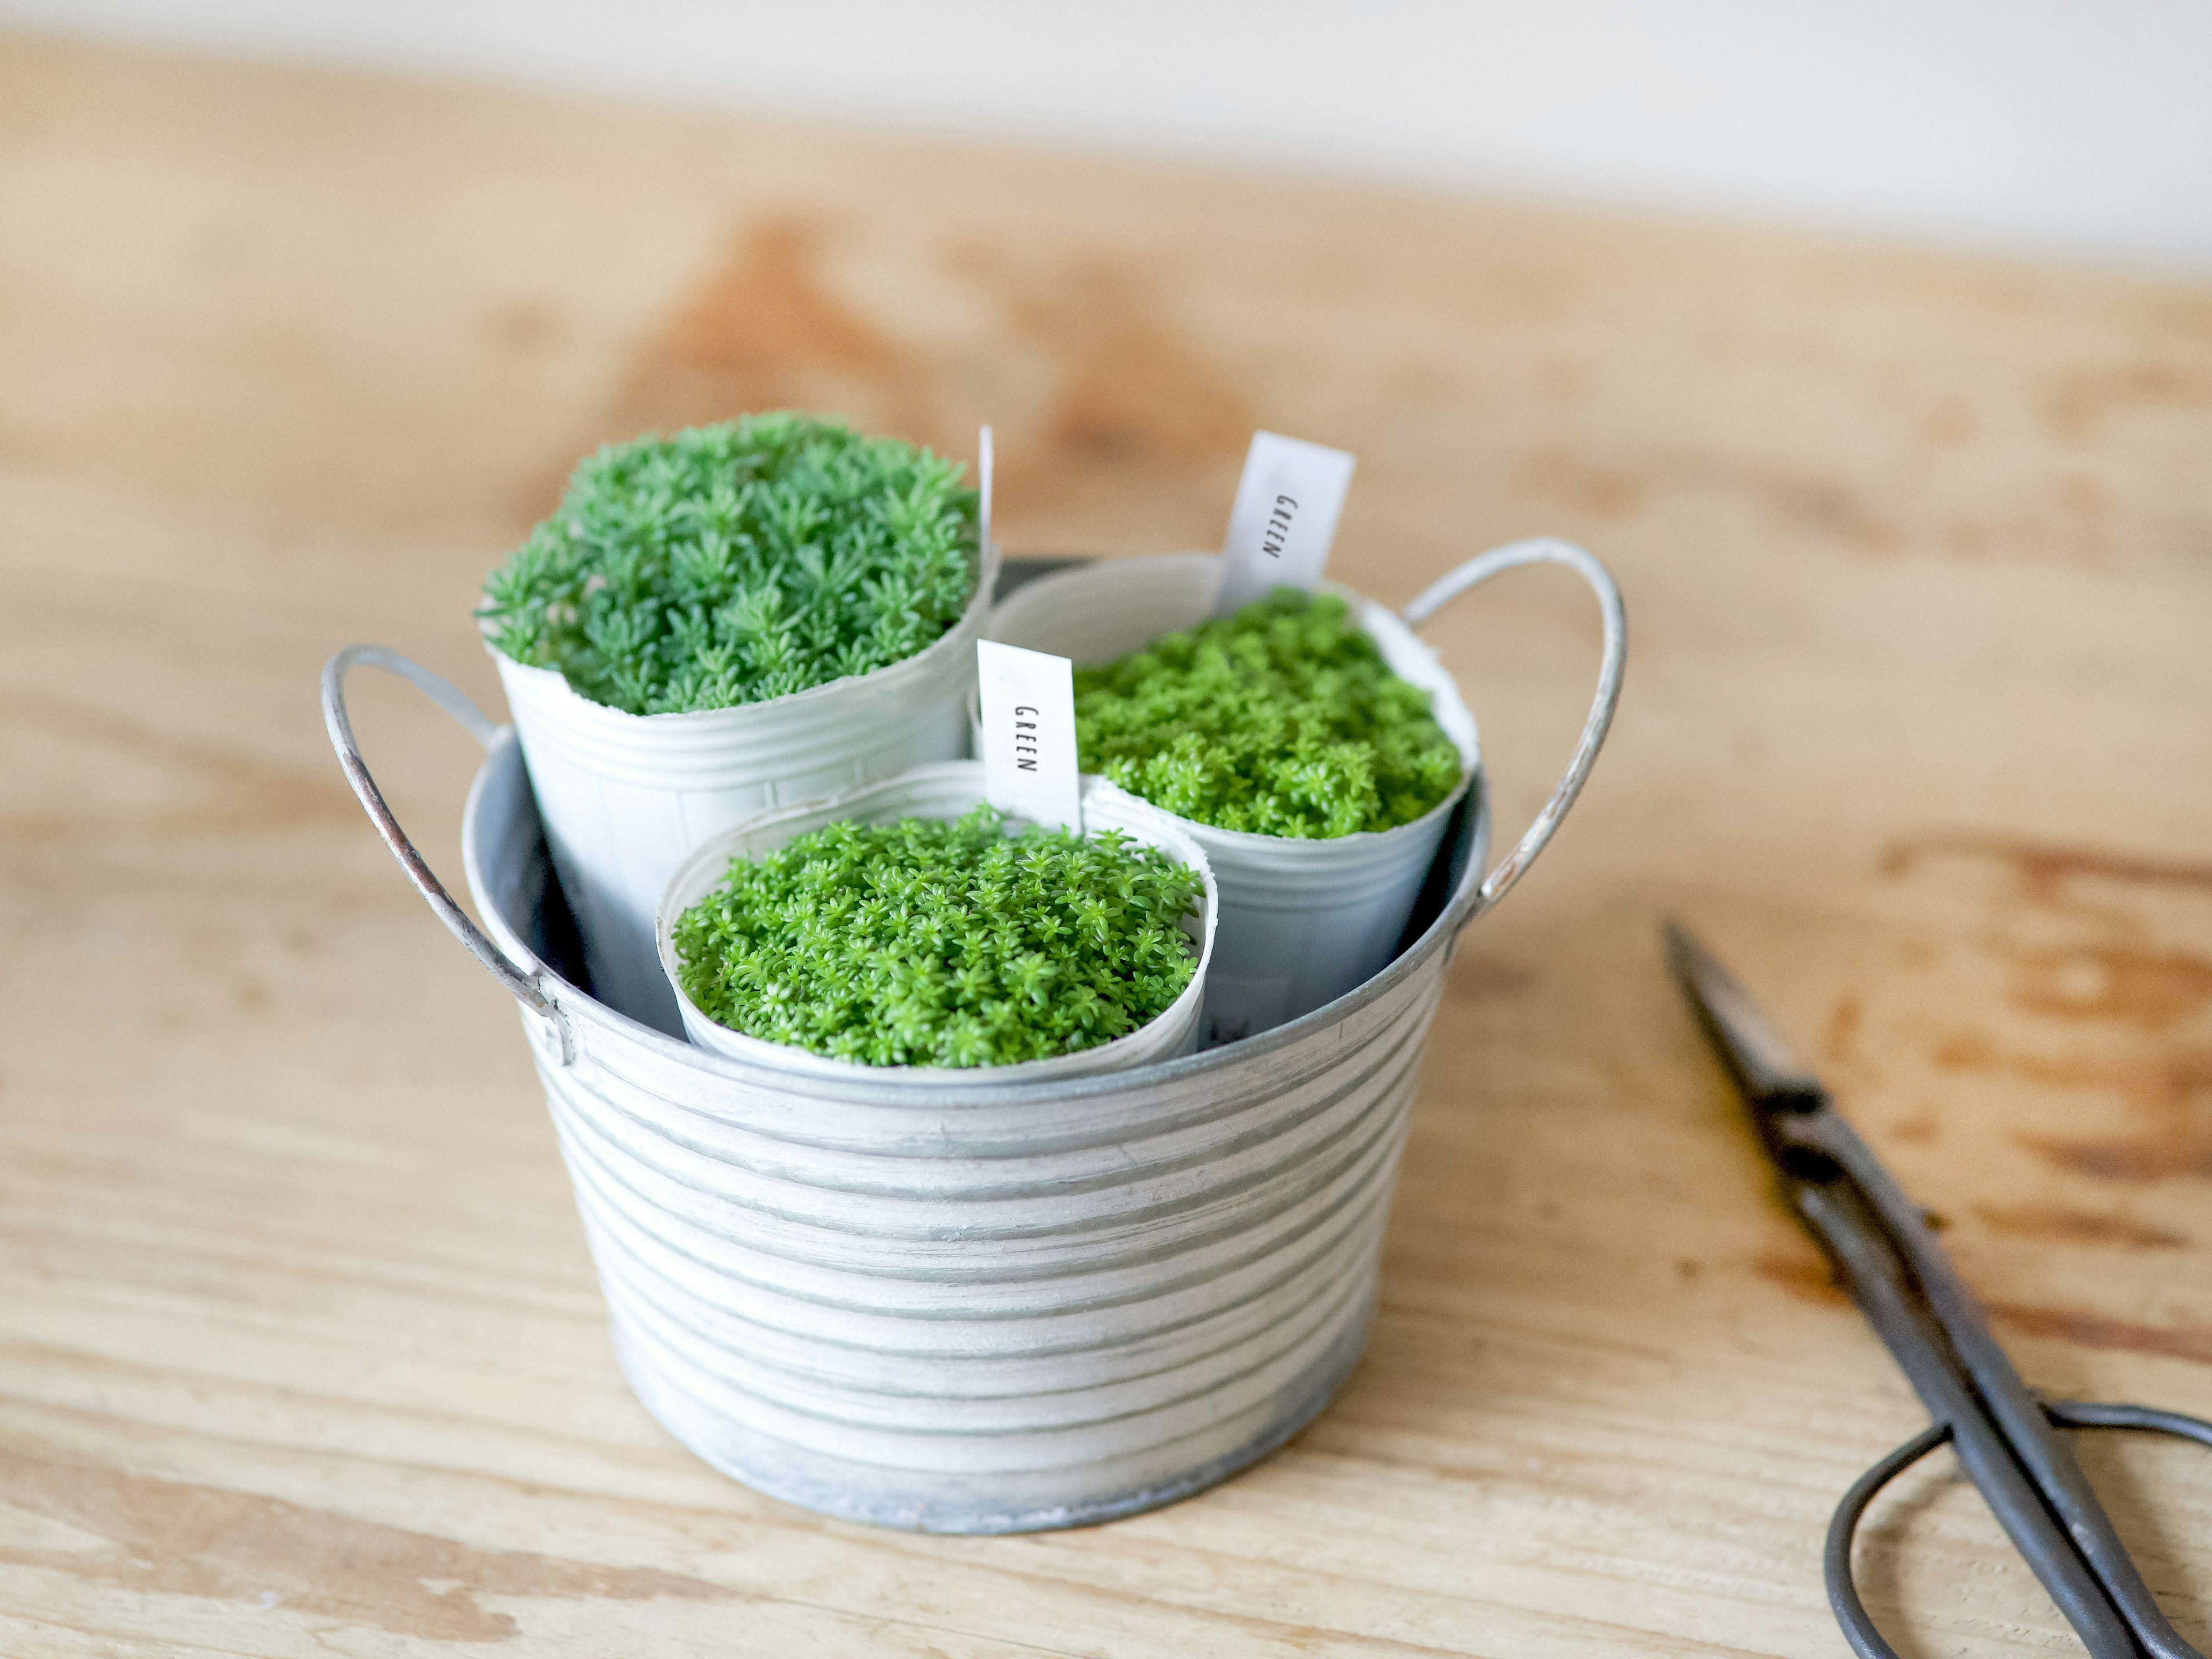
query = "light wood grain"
xmin=5 ymin=31 xmax=2211 ymax=1657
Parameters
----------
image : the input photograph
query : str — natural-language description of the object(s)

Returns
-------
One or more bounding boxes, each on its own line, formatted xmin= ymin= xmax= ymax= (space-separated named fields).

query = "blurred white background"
xmin=8 ymin=0 xmax=2210 ymax=270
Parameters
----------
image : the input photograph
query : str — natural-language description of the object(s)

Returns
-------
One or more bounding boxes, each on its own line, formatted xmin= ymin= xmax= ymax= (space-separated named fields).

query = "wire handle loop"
xmin=1402 ymin=539 xmax=1627 ymax=918
xmin=1826 ymin=1402 xmax=2212 ymax=1659
xmin=321 ymin=645 xmax=555 ymax=1018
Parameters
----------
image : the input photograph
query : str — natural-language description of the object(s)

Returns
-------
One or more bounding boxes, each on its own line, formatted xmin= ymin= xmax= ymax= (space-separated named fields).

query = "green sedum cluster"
xmin=1073 ymin=587 xmax=1464 ymax=838
xmin=480 ymin=414 xmax=979 ymax=715
xmin=672 ymin=807 xmax=1204 ymax=1068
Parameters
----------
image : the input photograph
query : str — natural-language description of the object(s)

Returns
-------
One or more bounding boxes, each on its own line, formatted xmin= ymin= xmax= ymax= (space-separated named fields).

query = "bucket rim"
xmin=463 ymin=724 xmax=1491 ymax=1107
xmin=336 ymin=538 xmax=1618 ymax=1107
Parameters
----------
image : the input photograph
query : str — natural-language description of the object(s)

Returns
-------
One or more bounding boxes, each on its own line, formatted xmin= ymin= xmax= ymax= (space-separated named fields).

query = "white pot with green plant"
xmin=656 ymin=762 xmax=1216 ymax=1078
xmin=479 ymin=413 xmax=997 ymax=1031
xmin=983 ymin=541 xmax=1621 ymax=1041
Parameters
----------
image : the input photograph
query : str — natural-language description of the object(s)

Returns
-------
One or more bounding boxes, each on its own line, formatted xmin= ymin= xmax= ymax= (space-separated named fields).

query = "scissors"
xmin=1665 ymin=921 xmax=2212 ymax=1659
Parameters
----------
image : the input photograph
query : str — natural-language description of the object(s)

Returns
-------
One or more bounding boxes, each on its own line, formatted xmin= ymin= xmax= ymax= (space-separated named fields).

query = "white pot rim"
xmin=656 ymin=762 xmax=1219 ymax=1087
xmin=1094 ymin=771 xmax=1471 ymax=857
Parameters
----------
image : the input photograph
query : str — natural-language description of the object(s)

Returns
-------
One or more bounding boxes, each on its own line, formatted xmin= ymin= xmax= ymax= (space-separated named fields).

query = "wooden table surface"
xmin=6 ymin=33 xmax=2212 ymax=1658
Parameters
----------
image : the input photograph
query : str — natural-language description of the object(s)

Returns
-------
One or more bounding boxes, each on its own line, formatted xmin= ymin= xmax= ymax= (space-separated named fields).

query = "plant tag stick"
xmin=1211 ymin=430 xmax=1357 ymax=616
xmin=978 ymin=639 xmax=1081 ymax=833
xmin=978 ymin=424 xmax=995 ymax=559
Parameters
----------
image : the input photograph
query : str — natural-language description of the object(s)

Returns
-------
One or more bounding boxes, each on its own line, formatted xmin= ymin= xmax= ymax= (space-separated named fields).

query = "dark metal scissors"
xmin=1665 ymin=921 xmax=2212 ymax=1659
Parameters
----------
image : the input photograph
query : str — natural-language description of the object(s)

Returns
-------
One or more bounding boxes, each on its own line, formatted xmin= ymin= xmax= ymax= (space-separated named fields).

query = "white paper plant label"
xmin=1211 ymin=430 xmax=1357 ymax=617
xmin=978 ymin=639 xmax=1081 ymax=832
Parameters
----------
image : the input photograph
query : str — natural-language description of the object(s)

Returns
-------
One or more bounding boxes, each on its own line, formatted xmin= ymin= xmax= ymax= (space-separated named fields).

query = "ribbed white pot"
xmin=656 ymin=761 xmax=1218 ymax=1079
xmin=491 ymin=544 xmax=998 ymax=1033
xmin=982 ymin=553 xmax=1478 ymax=1041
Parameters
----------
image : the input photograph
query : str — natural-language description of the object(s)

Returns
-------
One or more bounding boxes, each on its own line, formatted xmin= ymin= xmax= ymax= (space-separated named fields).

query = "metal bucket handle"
xmin=1401 ymin=537 xmax=1626 ymax=919
xmin=321 ymin=643 xmax=558 ymax=1022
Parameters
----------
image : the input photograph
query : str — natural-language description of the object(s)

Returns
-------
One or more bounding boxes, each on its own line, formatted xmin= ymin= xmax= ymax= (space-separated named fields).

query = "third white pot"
xmin=982 ymin=552 xmax=1478 ymax=1042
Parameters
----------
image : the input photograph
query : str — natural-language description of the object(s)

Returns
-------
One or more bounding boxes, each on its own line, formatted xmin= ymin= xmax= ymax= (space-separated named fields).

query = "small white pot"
xmin=982 ymin=552 xmax=1478 ymax=1041
xmin=492 ymin=546 xmax=998 ymax=1033
xmin=656 ymin=761 xmax=1217 ymax=1080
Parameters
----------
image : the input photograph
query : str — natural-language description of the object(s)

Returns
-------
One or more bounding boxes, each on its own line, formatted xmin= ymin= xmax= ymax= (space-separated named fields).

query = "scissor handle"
xmin=1827 ymin=1400 xmax=2212 ymax=1659
xmin=1402 ymin=537 xmax=1626 ymax=918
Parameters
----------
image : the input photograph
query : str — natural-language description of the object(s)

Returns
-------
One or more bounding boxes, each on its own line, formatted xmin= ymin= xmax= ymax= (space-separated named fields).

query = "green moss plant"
xmin=672 ymin=807 xmax=1203 ymax=1068
xmin=1073 ymin=586 xmax=1464 ymax=838
xmin=480 ymin=413 xmax=979 ymax=715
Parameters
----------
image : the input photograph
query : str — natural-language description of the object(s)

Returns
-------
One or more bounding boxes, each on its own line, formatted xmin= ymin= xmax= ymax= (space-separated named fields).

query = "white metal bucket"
xmin=656 ymin=761 xmax=1219 ymax=1078
xmin=982 ymin=547 xmax=1593 ymax=1040
xmin=491 ymin=542 xmax=1000 ymax=1035
xmin=321 ymin=541 xmax=1623 ymax=1535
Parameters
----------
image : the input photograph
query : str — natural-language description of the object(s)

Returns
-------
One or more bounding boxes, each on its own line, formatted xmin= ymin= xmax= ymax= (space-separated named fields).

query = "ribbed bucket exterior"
xmin=982 ymin=554 xmax=1479 ymax=1041
xmin=462 ymin=727 xmax=1487 ymax=1532
xmin=491 ymin=547 xmax=997 ymax=1033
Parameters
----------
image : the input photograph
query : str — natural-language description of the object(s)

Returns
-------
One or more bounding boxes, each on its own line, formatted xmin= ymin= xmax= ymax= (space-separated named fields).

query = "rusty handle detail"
xmin=321 ymin=645 xmax=558 ymax=1018
xmin=1402 ymin=538 xmax=1626 ymax=918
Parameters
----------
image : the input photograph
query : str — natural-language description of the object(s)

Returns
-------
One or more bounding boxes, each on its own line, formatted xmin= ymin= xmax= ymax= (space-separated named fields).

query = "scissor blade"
xmin=1663 ymin=920 xmax=1827 ymax=1109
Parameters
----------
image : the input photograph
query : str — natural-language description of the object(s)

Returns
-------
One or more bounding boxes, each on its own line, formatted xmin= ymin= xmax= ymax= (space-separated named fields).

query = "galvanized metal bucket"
xmin=320 ymin=540 xmax=1624 ymax=1534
